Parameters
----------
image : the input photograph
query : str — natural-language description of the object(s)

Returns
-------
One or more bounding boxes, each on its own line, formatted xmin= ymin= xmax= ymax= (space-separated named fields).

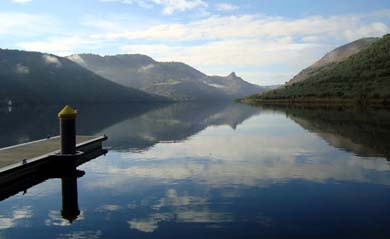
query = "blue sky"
xmin=1 ymin=0 xmax=390 ymax=85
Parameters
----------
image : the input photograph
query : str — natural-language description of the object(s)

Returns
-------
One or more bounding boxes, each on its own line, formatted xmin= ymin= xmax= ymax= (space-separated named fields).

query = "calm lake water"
xmin=0 ymin=102 xmax=389 ymax=239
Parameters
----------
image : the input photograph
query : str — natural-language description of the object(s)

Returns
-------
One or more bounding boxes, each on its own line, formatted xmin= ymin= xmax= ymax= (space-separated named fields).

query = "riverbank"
xmin=240 ymin=96 xmax=390 ymax=108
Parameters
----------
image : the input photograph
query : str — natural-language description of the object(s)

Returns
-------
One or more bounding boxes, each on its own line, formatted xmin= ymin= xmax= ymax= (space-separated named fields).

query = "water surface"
xmin=0 ymin=103 xmax=389 ymax=238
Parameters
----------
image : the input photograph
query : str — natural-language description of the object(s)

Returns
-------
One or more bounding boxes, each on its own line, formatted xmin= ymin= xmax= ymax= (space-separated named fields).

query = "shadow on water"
xmin=1 ymin=164 xmax=85 ymax=224
xmin=256 ymin=105 xmax=390 ymax=159
xmin=0 ymin=103 xmax=164 ymax=148
xmin=0 ymin=102 xmax=262 ymax=151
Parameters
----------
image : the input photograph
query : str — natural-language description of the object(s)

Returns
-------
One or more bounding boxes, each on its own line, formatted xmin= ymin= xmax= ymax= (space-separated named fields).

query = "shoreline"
xmin=240 ymin=97 xmax=390 ymax=108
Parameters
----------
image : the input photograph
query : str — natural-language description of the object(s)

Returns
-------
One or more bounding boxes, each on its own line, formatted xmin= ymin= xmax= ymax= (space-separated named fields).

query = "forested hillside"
xmin=245 ymin=34 xmax=390 ymax=105
xmin=0 ymin=49 xmax=162 ymax=106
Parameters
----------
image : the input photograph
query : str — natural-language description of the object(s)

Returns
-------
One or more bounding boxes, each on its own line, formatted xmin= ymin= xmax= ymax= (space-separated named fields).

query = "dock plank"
xmin=0 ymin=136 xmax=97 ymax=170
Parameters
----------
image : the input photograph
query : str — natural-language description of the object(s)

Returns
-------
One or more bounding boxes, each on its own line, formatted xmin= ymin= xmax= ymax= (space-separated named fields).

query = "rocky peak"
xmin=228 ymin=72 xmax=237 ymax=78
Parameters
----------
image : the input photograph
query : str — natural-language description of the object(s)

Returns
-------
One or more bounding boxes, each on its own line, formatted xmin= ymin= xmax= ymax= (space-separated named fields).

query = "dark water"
xmin=0 ymin=103 xmax=389 ymax=239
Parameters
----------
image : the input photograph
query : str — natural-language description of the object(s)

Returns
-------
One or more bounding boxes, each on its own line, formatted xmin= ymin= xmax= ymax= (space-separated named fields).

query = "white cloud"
xmin=11 ymin=0 xmax=32 ymax=3
xmin=91 ymin=14 xmax=389 ymax=42
xmin=0 ymin=206 xmax=33 ymax=230
xmin=7 ymin=8 xmax=390 ymax=84
xmin=81 ymin=17 xmax=125 ymax=32
xmin=343 ymin=22 xmax=388 ymax=41
xmin=152 ymin=188 xmax=207 ymax=209
xmin=125 ymin=188 xmax=233 ymax=234
xmin=138 ymin=63 xmax=156 ymax=72
xmin=159 ymin=0 xmax=208 ymax=15
xmin=89 ymin=11 xmax=389 ymax=84
xmin=16 ymin=63 xmax=30 ymax=74
xmin=120 ymin=38 xmax=323 ymax=75
xmin=215 ymin=3 xmax=238 ymax=12
xmin=57 ymin=230 xmax=102 ymax=239
xmin=0 ymin=12 xmax=53 ymax=36
xmin=128 ymin=213 xmax=173 ymax=232
xmin=240 ymin=72 xmax=297 ymax=86
xmin=81 ymin=111 xmax=390 ymax=189
xmin=67 ymin=54 xmax=86 ymax=65
xmin=175 ymin=210 xmax=232 ymax=223
xmin=17 ymin=36 xmax=99 ymax=56
xmin=42 ymin=54 xmax=62 ymax=67
xmin=302 ymin=35 xmax=322 ymax=42
xmin=96 ymin=204 xmax=122 ymax=212
xmin=127 ymin=189 xmax=230 ymax=233
xmin=44 ymin=210 xmax=85 ymax=226
xmin=100 ymin=0 xmax=153 ymax=9
xmin=100 ymin=0 xmax=208 ymax=15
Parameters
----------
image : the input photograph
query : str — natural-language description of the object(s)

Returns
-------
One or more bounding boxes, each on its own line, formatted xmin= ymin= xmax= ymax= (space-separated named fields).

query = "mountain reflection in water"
xmin=2 ymin=103 xmax=390 ymax=158
xmin=0 ymin=103 xmax=389 ymax=239
xmin=269 ymin=105 xmax=390 ymax=159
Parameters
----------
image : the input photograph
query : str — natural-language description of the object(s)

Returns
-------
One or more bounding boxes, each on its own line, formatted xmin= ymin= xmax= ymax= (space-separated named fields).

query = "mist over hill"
xmin=68 ymin=54 xmax=265 ymax=101
xmin=0 ymin=49 xmax=163 ymax=106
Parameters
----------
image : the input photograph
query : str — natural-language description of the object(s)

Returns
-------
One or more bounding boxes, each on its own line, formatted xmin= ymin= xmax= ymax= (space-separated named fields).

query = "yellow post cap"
xmin=58 ymin=105 xmax=77 ymax=119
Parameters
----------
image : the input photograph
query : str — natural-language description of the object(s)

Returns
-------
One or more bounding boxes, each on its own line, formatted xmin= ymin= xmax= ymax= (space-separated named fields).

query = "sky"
xmin=1 ymin=0 xmax=390 ymax=85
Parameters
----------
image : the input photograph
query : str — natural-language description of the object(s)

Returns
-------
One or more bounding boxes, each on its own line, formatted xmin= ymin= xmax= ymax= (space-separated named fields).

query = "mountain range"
xmin=67 ymin=54 xmax=265 ymax=101
xmin=0 ymin=48 xmax=265 ymax=106
xmin=0 ymin=49 xmax=163 ymax=106
xmin=245 ymin=34 xmax=390 ymax=105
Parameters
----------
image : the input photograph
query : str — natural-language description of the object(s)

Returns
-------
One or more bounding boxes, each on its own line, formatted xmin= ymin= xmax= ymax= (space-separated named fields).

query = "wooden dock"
xmin=0 ymin=136 xmax=96 ymax=170
xmin=0 ymin=105 xmax=109 ymax=208
xmin=0 ymin=135 xmax=107 ymax=185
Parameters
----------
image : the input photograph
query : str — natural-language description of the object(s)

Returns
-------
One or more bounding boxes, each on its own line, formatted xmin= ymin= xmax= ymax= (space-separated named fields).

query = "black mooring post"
xmin=58 ymin=105 xmax=77 ymax=155
xmin=61 ymin=174 xmax=80 ymax=223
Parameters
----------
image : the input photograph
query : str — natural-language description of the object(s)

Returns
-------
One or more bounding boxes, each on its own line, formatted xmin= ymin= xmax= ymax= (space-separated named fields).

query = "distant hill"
xmin=68 ymin=54 xmax=265 ymax=101
xmin=245 ymin=34 xmax=390 ymax=105
xmin=0 ymin=49 xmax=163 ymax=106
xmin=288 ymin=37 xmax=378 ymax=85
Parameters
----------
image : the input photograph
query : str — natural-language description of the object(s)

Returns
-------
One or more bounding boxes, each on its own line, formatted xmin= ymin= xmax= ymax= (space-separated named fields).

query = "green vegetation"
xmin=166 ymin=79 xmax=180 ymax=85
xmin=0 ymin=49 xmax=163 ymax=106
xmin=246 ymin=34 xmax=390 ymax=105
